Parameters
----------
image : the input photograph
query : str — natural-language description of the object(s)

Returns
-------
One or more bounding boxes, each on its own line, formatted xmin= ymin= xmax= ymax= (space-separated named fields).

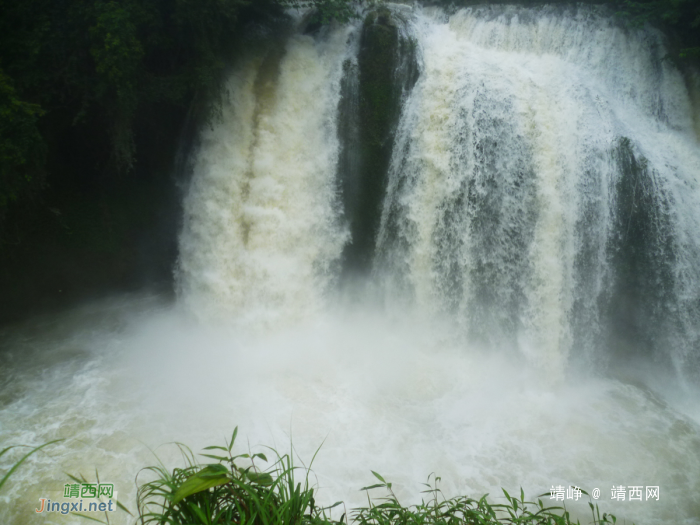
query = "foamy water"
xmin=1 ymin=296 xmax=699 ymax=524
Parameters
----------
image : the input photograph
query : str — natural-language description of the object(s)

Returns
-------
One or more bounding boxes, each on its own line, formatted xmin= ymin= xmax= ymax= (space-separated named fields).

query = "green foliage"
xmin=354 ymin=475 xmax=622 ymax=525
xmin=310 ymin=0 xmax=360 ymax=24
xmin=281 ymin=0 xmax=365 ymax=24
xmin=0 ymin=0 xmax=253 ymax=193
xmin=88 ymin=0 xmax=145 ymax=170
xmin=0 ymin=69 xmax=45 ymax=218
xmin=618 ymin=0 xmax=700 ymax=27
xmin=0 ymin=0 xmax=360 ymax=224
xmin=66 ymin=468 xmax=134 ymax=523
xmin=137 ymin=426 xmax=329 ymax=525
xmin=137 ymin=430 xmax=630 ymax=525
xmin=0 ymin=0 xmax=264 ymax=251
xmin=615 ymin=0 xmax=700 ymax=60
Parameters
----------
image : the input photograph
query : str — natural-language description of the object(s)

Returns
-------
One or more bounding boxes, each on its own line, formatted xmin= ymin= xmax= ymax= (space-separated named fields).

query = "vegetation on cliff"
xmin=619 ymin=0 xmax=700 ymax=59
xmin=0 ymin=0 xmax=364 ymax=213
xmin=0 ymin=0 xmax=365 ymax=322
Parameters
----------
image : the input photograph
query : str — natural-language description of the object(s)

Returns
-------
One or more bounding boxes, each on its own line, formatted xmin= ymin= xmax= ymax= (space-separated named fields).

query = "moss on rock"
xmin=342 ymin=7 xmax=418 ymax=274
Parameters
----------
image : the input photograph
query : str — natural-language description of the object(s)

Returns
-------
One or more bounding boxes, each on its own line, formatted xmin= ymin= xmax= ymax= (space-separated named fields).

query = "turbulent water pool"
xmin=1 ymin=295 xmax=700 ymax=525
xmin=3 ymin=3 xmax=700 ymax=524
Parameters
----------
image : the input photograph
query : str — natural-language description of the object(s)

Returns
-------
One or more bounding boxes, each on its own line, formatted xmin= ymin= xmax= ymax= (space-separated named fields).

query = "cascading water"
xmin=2 ymin=5 xmax=700 ymax=525
xmin=375 ymin=5 xmax=700 ymax=381
xmin=177 ymin=24 xmax=353 ymax=326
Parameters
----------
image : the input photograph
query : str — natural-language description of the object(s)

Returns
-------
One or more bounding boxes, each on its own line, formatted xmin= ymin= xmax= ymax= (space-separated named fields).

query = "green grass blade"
xmin=0 ymin=439 xmax=64 ymax=492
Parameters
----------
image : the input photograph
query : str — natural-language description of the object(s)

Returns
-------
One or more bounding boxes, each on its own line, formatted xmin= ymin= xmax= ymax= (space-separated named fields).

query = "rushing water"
xmin=2 ymin=4 xmax=700 ymax=525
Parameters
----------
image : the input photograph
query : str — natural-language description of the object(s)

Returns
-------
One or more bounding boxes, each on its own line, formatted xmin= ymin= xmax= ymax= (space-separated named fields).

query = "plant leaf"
xmin=65 ymin=472 xmax=85 ymax=484
xmin=228 ymin=427 xmax=238 ymax=452
xmin=199 ymin=454 xmax=230 ymax=462
xmin=245 ymin=471 xmax=273 ymax=486
xmin=115 ymin=499 xmax=133 ymax=516
xmin=172 ymin=465 xmax=231 ymax=504
xmin=371 ymin=471 xmax=386 ymax=483
xmin=197 ymin=464 xmax=229 ymax=478
xmin=359 ymin=483 xmax=385 ymax=491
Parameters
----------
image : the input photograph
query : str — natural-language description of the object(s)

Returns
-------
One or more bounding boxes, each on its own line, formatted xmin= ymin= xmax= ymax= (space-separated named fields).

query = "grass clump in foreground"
xmin=137 ymin=428 xmax=626 ymax=525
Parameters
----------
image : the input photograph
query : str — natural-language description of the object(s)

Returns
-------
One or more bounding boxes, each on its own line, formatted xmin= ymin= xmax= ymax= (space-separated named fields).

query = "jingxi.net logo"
xmin=35 ymin=483 xmax=117 ymax=515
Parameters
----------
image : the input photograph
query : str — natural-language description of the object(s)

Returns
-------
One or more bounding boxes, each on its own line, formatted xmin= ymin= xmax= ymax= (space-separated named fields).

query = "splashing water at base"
xmin=1 ymin=295 xmax=699 ymax=525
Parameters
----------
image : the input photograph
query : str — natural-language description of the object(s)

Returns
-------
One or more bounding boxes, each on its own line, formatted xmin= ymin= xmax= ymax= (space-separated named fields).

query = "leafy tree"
xmin=0 ymin=69 xmax=44 ymax=221
xmin=617 ymin=0 xmax=700 ymax=59
xmin=0 ymin=0 xmax=363 ymax=255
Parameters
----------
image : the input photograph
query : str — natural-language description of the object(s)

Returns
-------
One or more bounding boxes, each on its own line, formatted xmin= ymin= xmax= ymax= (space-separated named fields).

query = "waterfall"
xmin=3 ymin=6 xmax=700 ymax=525
xmin=373 ymin=5 xmax=700 ymax=380
xmin=177 ymin=22 xmax=355 ymax=327
xmin=178 ymin=4 xmax=700 ymax=384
